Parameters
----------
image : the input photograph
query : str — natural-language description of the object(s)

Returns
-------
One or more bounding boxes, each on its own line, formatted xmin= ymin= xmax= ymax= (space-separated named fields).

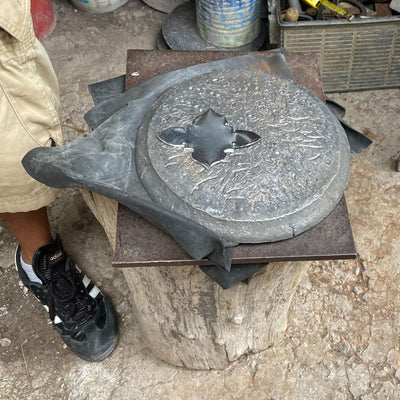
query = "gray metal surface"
xmin=162 ymin=1 xmax=266 ymax=51
xmin=142 ymin=0 xmax=186 ymax=13
xmin=277 ymin=3 xmax=400 ymax=92
xmin=136 ymin=69 xmax=351 ymax=243
xmin=156 ymin=30 xmax=170 ymax=50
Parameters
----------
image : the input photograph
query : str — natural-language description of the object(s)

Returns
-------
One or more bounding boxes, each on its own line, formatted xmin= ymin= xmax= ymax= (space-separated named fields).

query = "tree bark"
xmin=122 ymin=261 xmax=308 ymax=369
xmin=82 ymin=188 xmax=309 ymax=370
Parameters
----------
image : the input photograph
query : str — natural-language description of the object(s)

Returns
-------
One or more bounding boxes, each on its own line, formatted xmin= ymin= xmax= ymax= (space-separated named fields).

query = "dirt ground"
xmin=1 ymin=1 xmax=400 ymax=399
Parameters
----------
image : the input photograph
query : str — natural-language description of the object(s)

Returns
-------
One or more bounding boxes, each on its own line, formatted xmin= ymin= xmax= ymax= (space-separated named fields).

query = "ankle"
xmin=20 ymin=237 xmax=53 ymax=264
xmin=21 ymin=249 xmax=34 ymax=265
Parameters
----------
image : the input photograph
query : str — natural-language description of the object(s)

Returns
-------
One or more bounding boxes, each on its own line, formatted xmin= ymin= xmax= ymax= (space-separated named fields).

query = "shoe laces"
xmin=46 ymin=257 xmax=96 ymax=326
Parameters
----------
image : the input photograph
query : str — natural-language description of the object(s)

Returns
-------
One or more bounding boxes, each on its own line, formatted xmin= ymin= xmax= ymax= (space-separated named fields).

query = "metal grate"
xmin=279 ymin=16 xmax=400 ymax=92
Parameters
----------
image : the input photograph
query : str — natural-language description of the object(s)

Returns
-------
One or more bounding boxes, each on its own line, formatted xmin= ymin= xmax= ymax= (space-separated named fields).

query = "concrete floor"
xmin=1 ymin=1 xmax=400 ymax=399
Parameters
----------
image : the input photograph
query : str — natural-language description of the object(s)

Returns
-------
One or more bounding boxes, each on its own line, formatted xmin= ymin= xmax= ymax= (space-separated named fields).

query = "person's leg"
xmin=0 ymin=1 xmax=118 ymax=361
xmin=0 ymin=207 xmax=52 ymax=263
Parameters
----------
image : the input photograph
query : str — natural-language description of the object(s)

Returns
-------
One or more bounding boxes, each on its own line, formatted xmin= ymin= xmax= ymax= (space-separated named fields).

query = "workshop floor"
xmin=1 ymin=1 xmax=400 ymax=399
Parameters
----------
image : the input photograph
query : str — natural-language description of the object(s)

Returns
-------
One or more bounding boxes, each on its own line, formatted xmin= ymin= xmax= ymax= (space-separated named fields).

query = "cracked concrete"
xmin=1 ymin=0 xmax=400 ymax=399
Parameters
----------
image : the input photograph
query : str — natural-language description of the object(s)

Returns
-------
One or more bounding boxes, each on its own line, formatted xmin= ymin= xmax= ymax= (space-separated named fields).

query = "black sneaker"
xmin=15 ymin=235 xmax=119 ymax=361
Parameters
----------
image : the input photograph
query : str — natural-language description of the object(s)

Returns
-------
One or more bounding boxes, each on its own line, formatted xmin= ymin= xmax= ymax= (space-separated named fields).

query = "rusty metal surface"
xmin=113 ymin=196 xmax=356 ymax=267
xmin=125 ymin=50 xmax=325 ymax=101
xmin=113 ymin=50 xmax=356 ymax=267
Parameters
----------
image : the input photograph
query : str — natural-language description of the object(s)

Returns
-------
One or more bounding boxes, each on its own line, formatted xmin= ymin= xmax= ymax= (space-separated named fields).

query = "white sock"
xmin=20 ymin=255 xmax=42 ymax=284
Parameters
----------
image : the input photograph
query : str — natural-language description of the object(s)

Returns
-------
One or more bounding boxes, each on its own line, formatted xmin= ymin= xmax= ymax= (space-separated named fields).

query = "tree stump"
xmin=81 ymin=189 xmax=310 ymax=370
xmin=122 ymin=262 xmax=309 ymax=370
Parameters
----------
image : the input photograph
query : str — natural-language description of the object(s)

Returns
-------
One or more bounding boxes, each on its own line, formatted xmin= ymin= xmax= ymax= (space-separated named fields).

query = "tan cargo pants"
xmin=0 ymin=0 xmax=62 ymax=213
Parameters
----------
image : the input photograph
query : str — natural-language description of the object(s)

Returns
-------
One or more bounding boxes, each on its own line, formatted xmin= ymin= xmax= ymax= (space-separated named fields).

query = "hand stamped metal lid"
xmin=136 ymin=69 xmax=351 ymax=244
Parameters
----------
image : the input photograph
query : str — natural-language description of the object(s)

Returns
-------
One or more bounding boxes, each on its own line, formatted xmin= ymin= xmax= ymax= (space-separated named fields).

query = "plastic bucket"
xmin=69 ymin=0 xmax=129 ymax=13
xmin=196 ymin=0 xmax=261 ymax=48
xmin=31 ymin=0 xmax=56 ymax=41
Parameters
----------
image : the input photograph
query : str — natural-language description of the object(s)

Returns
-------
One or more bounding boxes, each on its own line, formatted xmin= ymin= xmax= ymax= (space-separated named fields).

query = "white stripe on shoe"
xmin=43 ymin=304 xmax=62 ymax=325
xmin=48 ymin=315 xmax=62 ymax=325
xmin=89 ymin=286 xmax=100 ymax=299
xmin=82 ymin=275 xmax=91 ymax=287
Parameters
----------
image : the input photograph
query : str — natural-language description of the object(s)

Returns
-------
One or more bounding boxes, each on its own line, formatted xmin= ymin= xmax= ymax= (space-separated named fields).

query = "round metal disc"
xmin=136 ymin=69 xmax=350 ymax=244
xmin=156 ymin=30 xmax=170 ymax=50
xmin=161 ymin=1 xmax=266 ymax=51
xmin=142 ymin=0 xmax=187 ymax=14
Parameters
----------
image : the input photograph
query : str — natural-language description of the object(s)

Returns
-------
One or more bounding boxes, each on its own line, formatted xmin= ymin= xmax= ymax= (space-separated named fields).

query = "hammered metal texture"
xmin=136 ymin=69 xmax=351 ymax=243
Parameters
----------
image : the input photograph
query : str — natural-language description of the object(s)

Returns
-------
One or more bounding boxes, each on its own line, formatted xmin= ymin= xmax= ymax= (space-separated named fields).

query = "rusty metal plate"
xmin=113 ymin=196 xmax=356 ymax=267
xmin=125 ymin=51 xmax=325 ymax=101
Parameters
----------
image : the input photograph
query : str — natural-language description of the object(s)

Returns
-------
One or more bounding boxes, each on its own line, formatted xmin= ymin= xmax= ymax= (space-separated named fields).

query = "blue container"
xmin=196 ymin=0 xmax=261 ymax=47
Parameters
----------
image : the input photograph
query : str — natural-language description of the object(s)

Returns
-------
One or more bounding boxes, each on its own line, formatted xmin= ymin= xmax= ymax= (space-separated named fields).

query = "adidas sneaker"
xmin=15 ymin=235 xmax=119 ymax=361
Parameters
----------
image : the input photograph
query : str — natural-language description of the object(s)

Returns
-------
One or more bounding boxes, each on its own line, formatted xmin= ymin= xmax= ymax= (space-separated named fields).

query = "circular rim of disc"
xmin=136 ymin=69 xmax=351 ymax=244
